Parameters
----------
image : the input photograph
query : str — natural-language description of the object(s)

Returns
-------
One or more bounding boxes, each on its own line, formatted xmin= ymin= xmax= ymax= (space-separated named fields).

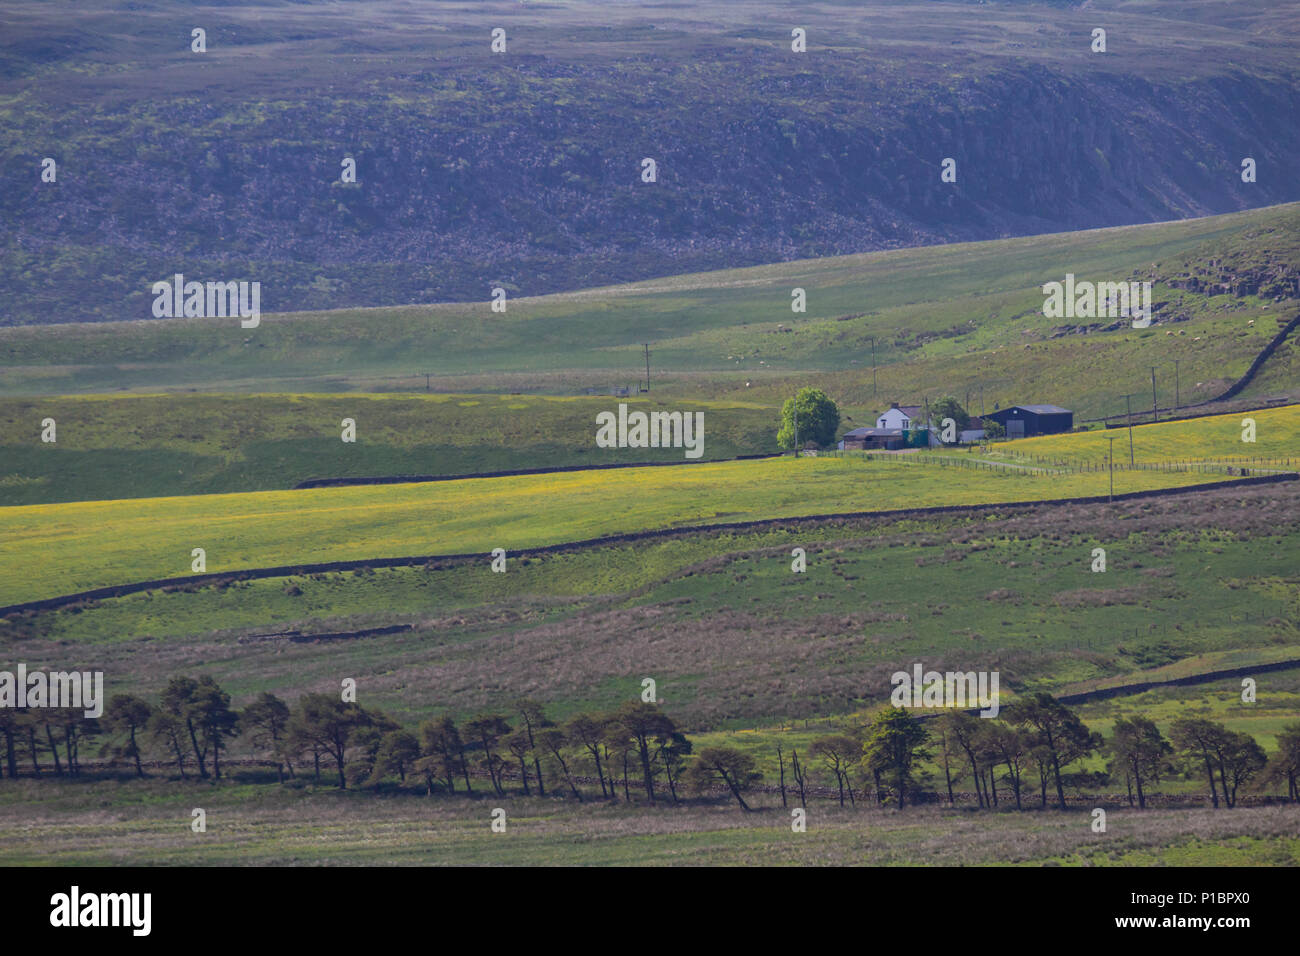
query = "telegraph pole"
xmin=1106 ymin=435 xmax=1117 ymax=502
xmin=793 ymin=394 xmax=799 ymax=458
xmin=420 ymin=372 xmax=431 ymax=391
xmin=1150 ymin=366 xmax=1159 ymax=423
xmin=868 ymin=336 xmax=877 ymax=397
xmin=1173 ymin=358 xmax=1180 ymax=413
xmin=1123 ymin=393 xmax=1136 ymax=465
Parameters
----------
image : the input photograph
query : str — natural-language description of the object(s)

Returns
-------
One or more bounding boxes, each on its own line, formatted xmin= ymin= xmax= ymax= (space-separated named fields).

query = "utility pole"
xmin=1173 ymin=359 xmax=1180 ymax=413
xmin=1106 ymin=435 xmax=1117 ymax=502
xmin=1150 ymin=366 xmax=1158 ymax=423
xmin=793 ymin=394 xmax=799 ymax=458
xmin=868 ymin=337 xmax=877 ymax=397
xmin=1124 ymin=393 xmax=1136 ymax=465
xmin=980 ymin=386 xmax=985 ymax=418
xmin=420 ymin=372 xmax=431 ymax=392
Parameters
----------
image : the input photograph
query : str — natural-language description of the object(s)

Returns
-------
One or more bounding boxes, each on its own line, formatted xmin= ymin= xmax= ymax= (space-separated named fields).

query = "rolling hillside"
xmin=4 ymin=0 xmax=1300 ymax=879
xmin=1 ymin=203 xmax=1297 ymax=410
xmin=2 ymin=0 xmax=1297 ymax=325
xmin=8 ymin=470 xmax=1297 ymax=731
xmin=0 ymin=393 xmax=777 ymax=505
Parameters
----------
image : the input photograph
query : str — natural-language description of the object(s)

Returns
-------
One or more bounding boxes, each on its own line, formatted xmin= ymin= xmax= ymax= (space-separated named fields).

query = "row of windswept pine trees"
xmin=2 ymin=678 xmax=1298 ymax=811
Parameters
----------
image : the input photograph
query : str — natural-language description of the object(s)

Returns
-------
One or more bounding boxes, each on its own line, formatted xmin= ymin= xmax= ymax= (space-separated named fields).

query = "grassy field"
xmin=3 ymin=388 xmax=1298 ymax=509
xmin=9 ymin=479 xmax=1298 ymax=730
xmin=0 ymin=775 xmax=1295 ymax=867
xmin=3 ymin=407 xmax=1297 ymax=867
xmin=0 ymin=393 xmax=778 ymax=505
xmin=1 ymin=454 xmax=1239 ymax=607
xmin=689 ymin=666 xmax=1300 ymax=783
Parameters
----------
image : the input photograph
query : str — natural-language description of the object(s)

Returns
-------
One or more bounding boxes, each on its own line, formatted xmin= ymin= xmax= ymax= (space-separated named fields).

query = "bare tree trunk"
xmin=637 ymin=739 xmax=655 ymax=803
xmin=28 ymin=727 xmax=41 ymax=775
xmin=459 ymin=744 xmax=473 ymax=793
xmin=553 ymin=751 xmax=582 ymax=802
xmin=791 ymin=749 xmax=808 ymax=807
xmin=941 ymin=733 xmax=954 ymax=805
xmin=186 ymin=718 xmax=208 ymax=779
xmin=1051 ymin=751 xmax=1067 ymax=810
xmin=663 ymin=759 xmax=678 ymax=804
xmin=130 ymin=727 xmax=144 ymax=777
xmin=1 ymin=728 xmax=15 ymax=779
xmin=46 ymin=725 xmax=62 ymax=775
xmin=962 ymin=744 xmax=982 ymax=808
xmin=717 ymin=767 xmax=752 ymax=812
xmin=1007 ymin=761 xmax=1022 ymax=811
xmin=586 ymin=745 xmax=608 ymax=798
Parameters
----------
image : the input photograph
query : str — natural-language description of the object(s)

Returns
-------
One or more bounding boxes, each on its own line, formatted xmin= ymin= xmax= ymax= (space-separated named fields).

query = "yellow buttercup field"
xmin=967 ymin=405 xmax=1300 ymax=466
xmin=2 ymin=455 xmax=1230 ymax=607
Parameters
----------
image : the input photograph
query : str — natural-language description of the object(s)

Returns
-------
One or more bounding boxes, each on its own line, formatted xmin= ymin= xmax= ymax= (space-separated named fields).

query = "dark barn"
xmin=985 ymin=404 xmax=1074 ymax=438
xmin=840 ymin=426 xmax=905 ymax=450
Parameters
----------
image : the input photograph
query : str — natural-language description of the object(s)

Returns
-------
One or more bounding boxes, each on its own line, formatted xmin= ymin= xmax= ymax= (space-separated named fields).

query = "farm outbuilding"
xmin=840 ymin=426 xmax=906 ymax=450
xmin=984 ymin=404 xmax=1073 ymax=438
xmin=959 ymin=416 xmax=986 ymax=443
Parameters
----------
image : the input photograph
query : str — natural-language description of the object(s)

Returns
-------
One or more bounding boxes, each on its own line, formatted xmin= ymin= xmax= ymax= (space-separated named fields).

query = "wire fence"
xmin=820 ymin=449 xmax=1299 ymax=478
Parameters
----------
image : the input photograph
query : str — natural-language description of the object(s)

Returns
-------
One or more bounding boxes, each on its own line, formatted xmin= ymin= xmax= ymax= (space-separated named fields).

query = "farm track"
xmin=4 ymin=472 xmax=1292 ymax=618
xmin=916 ymin=657 xmax=1300 ymax=725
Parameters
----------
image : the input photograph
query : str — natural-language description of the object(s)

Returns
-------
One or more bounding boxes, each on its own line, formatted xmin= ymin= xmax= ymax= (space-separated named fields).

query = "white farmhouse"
xmin=876 ymin=402 xmax=923 ymax=430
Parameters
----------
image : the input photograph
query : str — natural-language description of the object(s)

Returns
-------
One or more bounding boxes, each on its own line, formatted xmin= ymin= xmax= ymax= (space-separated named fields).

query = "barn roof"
xmin=990 ymin=404 xmax=1072 ymax=416
xmin=843 ymin=427 xmax=904 ymax=438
